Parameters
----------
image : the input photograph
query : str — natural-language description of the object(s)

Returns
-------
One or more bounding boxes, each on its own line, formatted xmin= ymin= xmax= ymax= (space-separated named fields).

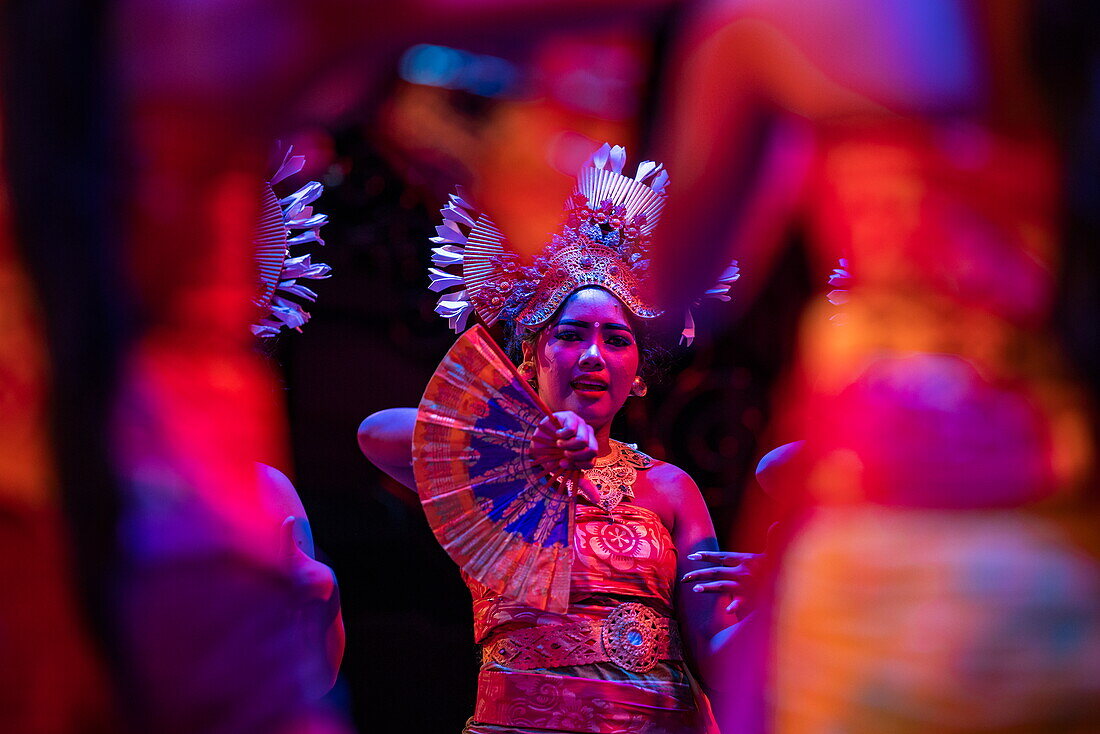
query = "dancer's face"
xmin=524 ymin=287 xmax=641 ymax=431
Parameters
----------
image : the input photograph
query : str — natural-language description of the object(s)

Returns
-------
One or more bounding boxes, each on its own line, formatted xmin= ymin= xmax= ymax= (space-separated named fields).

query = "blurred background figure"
xmin=2 ymin=1 xmax=686 ymax=733
xmin=651 ymin=0 xmax=1100 ymax=731
xmin=0 ymin=107 xmax=117 ymax=734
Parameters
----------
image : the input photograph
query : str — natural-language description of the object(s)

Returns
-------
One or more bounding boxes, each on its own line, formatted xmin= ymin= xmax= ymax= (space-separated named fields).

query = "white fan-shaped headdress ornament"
xmin=251 ymin=144 xmax=331 ymax=337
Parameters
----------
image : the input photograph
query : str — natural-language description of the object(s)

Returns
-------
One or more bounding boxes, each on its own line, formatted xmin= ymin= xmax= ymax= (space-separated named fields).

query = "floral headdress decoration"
xmin=251 ymin=145 xmax=331 ymax=337
xmin=427 ymin=143 xmax=739 ymax=345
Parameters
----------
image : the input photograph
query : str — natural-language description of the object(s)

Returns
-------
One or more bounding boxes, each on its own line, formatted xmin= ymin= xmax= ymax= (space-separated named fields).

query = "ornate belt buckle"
xmin=601 ymin=602 xmax=665 ymax=673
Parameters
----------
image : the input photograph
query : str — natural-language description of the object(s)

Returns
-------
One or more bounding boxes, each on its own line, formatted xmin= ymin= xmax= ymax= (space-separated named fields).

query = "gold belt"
xmin=481 ymin=602 xmax=682 ymax=673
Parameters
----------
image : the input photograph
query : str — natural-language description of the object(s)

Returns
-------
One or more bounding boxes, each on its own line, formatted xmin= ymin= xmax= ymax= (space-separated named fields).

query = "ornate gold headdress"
xmin=428 ymin=143 xmax=739 ymax=344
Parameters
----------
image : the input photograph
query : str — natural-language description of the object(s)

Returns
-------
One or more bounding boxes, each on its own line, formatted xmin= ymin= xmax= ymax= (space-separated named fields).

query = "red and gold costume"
xmin=463 ymin=442 xmax=710 ymax=734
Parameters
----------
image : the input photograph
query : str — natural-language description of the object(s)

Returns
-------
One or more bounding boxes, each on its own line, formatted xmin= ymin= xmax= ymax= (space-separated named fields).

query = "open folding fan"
xmin=413 ymin=325 xmax=574 ymax=613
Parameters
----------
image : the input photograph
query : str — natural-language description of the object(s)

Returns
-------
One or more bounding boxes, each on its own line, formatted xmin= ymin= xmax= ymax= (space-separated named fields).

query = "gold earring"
xmin=631 ymin=376 xmax=648 ymax=397
xmin=519 ymin=360 xmax=537 ymax=390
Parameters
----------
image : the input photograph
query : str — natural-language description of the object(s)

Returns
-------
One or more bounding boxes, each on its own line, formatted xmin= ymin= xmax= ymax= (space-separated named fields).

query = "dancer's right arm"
xmin=357 ymin=408 xmax=418 ymax=492
xmin=358 ymin=408 xmax=598 ymax=494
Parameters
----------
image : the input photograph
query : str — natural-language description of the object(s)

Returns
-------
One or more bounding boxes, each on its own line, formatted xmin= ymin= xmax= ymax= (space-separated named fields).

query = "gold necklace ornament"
xmin=580 ymin=440 xmax=653 ymax=515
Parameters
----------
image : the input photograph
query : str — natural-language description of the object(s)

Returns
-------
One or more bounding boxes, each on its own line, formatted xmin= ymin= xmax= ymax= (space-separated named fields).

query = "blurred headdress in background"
xmin=252 ymin=145 xmax=331 ymax=337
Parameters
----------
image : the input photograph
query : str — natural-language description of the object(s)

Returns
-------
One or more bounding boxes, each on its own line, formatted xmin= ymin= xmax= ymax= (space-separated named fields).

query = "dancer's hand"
xmin=530 ymin=411 xmax=598 ymax=476
xmin=682 ymin=551 xmax=765 ymax=615
xmin=682 ymin=521 xmax=778 ymax=616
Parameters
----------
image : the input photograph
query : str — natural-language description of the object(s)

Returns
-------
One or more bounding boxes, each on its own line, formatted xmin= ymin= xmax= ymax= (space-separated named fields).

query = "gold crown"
xmin=428 ymin=144 xmax=738 ymax=344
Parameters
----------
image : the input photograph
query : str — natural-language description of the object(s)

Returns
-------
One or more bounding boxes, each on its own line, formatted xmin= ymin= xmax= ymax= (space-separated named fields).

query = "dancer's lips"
xmin=571 ymin=378 xmax=608 ymax=395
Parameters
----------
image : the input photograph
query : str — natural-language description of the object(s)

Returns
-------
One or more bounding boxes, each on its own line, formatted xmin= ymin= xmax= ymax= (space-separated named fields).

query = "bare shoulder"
xmin=637 ymin=458 xmax=716 ymax=547
xmin=255 ymin=461 xmax=307 ymax=521
xmin=644 ymin=459 xmax=702 ymax=502
xmin=257 ymin=462 xmax=295 ymax=494
xmin=634 ymin=457 xmax=708 ymax=527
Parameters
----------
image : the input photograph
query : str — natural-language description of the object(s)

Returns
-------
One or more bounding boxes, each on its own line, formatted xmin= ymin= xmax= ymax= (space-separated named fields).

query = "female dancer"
xmin=359 ymin=145 xmax=745 ymax=733
xmin=650 ymin=1 xmax=1100 ymax=731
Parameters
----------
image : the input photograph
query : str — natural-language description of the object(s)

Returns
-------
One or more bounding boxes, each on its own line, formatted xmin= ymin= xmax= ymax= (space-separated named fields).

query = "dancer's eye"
xmin=605 ymin=335 xmax=632 ymax=348
xmin=554 ymin=329 xmax=581 ymax=342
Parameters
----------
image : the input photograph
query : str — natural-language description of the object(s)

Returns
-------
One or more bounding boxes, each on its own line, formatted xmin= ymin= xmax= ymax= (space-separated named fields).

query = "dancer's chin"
xmin=562 ymin=394 xmax=619 ymax=431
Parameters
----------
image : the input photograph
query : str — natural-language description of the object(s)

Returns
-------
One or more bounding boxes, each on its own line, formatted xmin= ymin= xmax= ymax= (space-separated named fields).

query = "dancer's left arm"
xmin=656 ymin=465 xmax=771 ymax=696
xmin=650 ymin=464 xmax=729 ymax=689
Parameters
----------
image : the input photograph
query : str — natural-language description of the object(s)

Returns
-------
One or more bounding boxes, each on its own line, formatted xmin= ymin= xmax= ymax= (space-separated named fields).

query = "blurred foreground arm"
xmin=358 ymin=408 xmax=418 ymax=492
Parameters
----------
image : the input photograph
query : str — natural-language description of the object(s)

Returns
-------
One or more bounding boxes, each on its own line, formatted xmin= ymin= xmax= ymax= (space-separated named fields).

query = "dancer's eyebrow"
xmin=556 ymin=318 xmax=633 ymax=333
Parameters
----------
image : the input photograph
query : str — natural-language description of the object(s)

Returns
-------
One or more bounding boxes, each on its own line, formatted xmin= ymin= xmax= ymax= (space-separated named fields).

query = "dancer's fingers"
xmin=686 ymin=550 xmax=761 ymax=565
xmin=681 ymin=566 xmax=752 ymax=583
xmin=551 ymin=411 xmax=580 ymax=438
xmin=557 ymin=435 xmax=589 ymax=451
xmin=582 ymin=423 xmax=598 ymax=455
xmin=533 ymin=416 xmax=563 ymax=445
xmin=688 ymin=580 xmax=745 ymax=594
xmin=564 ymin=425 xmax=597 ymax=468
